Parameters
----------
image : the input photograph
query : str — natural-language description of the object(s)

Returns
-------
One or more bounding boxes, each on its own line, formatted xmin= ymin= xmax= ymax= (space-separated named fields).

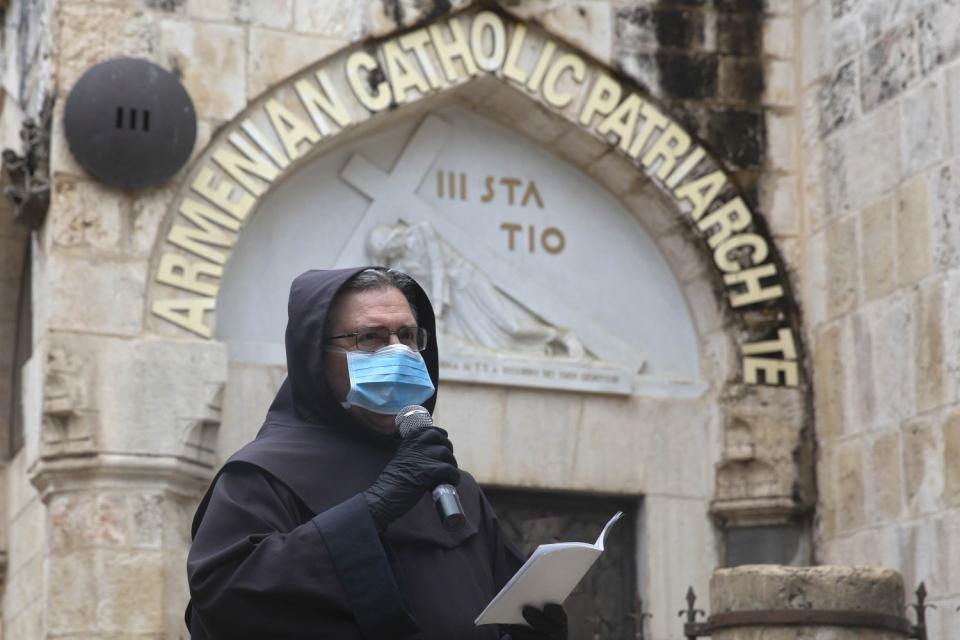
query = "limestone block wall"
xmin=605 ymin=2 xmax=810 ymax=538
xmin=3 ymin=451 xmax=44 ymax=640
xmin=0 ymin=0 xmax=812 ymax=637
xmin=492 ymin=0 xmax=799 ymax=278
xmin=800 ymin=0 xmax=960 ymax=635
xmin=610 ymin=0 xmax=799 ymax=264
xmin=1 ymin=0 xmax=954 ymax=635
xmin=38 ymin=0 xmax=795 ymax=482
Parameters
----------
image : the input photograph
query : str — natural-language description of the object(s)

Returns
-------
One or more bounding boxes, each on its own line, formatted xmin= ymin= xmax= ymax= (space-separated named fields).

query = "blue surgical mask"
xmin=338 ymin=344 xmax=435 ymax=415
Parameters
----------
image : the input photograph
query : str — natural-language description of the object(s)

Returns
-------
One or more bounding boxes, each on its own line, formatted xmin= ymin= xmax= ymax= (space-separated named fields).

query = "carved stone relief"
xmin=2 ymin=97 xmax=52 ymax=230
xmin=711 ymin=385 xmax=812 ymax=528
xmin=330 ymin=113 xmax=654 ymax=395
xmin=179 ymin=382 xmax=224 ymax=469
xmin=41 ymin=346 xmax=95 ymax=457
xmin=36 ymin=334 xmax=229 ymax=471
xmin=368 ymin=219 xmax=586 ymax=358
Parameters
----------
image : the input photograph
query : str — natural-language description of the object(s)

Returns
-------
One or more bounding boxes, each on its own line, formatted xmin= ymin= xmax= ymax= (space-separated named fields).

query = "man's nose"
xmin=388 ymin=332 xmax=402 ymax=345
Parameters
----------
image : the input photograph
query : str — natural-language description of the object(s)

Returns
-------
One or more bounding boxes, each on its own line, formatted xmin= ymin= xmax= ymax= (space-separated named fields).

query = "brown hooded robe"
xmin=185 ymin=268 xmax=524 ymax=639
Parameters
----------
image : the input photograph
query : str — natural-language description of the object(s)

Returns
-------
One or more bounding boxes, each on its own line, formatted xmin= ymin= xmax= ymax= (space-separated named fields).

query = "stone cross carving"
xmin=368 ymin=220 xmax=585 ymax=357
xmin=337 ymin=114 xmax=644 ymax=368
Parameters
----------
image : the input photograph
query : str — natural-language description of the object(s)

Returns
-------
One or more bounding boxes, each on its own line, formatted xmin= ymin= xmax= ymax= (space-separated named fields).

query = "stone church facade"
xmin=0 ymin=0 xmax=955 ymax=638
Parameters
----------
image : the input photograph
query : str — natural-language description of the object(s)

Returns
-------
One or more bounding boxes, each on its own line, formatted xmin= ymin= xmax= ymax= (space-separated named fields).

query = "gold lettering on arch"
xmin=150 ymin=7 xmax=800 ymax=387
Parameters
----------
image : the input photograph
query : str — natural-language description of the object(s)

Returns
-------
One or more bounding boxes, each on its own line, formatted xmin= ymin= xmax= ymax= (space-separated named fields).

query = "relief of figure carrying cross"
xmin=334 ymin=113 xmax=645 ymax=370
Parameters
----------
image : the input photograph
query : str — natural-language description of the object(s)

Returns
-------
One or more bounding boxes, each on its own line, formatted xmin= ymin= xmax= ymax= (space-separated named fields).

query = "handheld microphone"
xmin=395 ymin=405 xmax=466 ymax=530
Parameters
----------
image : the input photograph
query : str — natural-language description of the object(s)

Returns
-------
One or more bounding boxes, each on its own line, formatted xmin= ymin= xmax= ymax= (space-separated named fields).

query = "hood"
xmin=189 ymin=269 xmax=466 ymax=600
xmin=264 ymin=267 xmax=440 ymax=428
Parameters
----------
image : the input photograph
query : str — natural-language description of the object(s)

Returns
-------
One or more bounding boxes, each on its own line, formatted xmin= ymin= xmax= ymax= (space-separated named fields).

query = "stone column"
xmin=709 ymin=565 xmax=911 ymax=639
xmin=31 ymin=459 xmax=212 ymax=637
xmin=27 ymin=333 xmax=228 ymax=638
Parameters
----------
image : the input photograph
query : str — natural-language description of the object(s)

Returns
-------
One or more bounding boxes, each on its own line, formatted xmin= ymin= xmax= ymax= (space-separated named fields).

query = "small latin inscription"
xmin=440 ymin=354 xmax=632 ymax=395
xmin=435 ymin=170 xmax=561 ymax=253
xmin=435 ymin=171 xmax=544 ymax=208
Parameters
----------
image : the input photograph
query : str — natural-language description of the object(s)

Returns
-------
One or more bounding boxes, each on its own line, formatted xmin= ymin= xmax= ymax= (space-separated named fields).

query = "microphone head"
xmin=395 ymin=405 xmax=433 ymax=438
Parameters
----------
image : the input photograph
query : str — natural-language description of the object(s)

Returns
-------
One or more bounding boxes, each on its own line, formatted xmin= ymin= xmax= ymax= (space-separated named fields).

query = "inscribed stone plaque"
xmin=217 ymin=106 xmax=702 ymax=395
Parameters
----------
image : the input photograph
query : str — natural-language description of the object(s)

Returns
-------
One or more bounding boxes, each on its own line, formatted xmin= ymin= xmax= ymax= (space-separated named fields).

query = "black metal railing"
xmin=676 ymin=582 xmax=940 ymax=639
xmin=569 ymin=580 xmax=955 ymax=638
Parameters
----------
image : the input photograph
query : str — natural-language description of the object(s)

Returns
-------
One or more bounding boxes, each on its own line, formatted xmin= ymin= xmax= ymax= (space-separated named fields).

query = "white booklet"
xmin=474 ymin=511 xmax=624 ymax=626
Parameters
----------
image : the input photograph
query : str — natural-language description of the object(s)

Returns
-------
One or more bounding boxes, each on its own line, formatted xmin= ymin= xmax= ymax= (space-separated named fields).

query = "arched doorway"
xmin=145 ymin=7 xmax=811 ymax=636
xmin=211 ymin=98 xmax=712 ymax=637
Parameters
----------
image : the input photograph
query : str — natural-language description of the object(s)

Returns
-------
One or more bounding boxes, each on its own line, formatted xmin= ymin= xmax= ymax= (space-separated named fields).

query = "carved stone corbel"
xmin=41 ymin=347 xmax=94 ymax=458
xmin=179 ymin=382 xmax=224 ymax=469
xmin=3 ymin=96 xmax=52 ymax=230
xmin=710 ymin=384 xmax=813 ymax=528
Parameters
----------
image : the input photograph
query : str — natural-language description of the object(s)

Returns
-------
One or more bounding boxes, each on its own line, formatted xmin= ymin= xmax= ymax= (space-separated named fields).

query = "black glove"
xmin=501 ymin=604 xmax=568 ymax=640
xmin=364 ymin=427 xmax=459 ymax=530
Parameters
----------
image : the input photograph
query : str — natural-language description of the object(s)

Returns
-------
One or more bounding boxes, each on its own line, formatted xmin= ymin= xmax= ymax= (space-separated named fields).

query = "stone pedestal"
xmin=709 ymin=565 xmax=911 ymax=639
xmin=30 ymin=457 xmax=211 ymax=637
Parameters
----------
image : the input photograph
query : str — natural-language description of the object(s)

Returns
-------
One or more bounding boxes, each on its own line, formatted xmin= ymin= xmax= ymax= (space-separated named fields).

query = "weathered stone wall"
xmin=0 ymin=0 xmax=801 ymax=637
xmin=0 ymin=0 xmax=56 ymax=118
xmin=0 ymin=1 xmax=56 ymax=638
xmin=2 ymin=450 xmax=46 ymax=640
xmin=499 ymin=0 xmax=799 ymax=265
xmin=800 ymin=0 xmax=960 ymax=636
xmin=583 ymin=1 xmax=812 ymax=568
xmin=0 ymin=0 xmax=950 ymax=635
xmin=710 ymin=565 xmax=910 ymax=640
xmin=612 ymin=0 xmax=796 ymax=239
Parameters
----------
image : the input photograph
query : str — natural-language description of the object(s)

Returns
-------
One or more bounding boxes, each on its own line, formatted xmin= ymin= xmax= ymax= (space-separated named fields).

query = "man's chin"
xmin=353 ymin=407 xmax=398 ymax=434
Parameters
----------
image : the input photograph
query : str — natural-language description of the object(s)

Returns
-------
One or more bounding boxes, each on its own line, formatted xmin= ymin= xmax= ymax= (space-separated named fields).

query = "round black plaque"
xmin=64 ymin=58 xmax=197 ymax=189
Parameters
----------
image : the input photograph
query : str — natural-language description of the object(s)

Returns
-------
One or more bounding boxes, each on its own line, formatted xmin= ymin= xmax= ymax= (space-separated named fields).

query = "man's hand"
xmin=501 ymin=604 xmax=568 ymax=640
xmin=364 ymin=427 xmax=459 ymax=530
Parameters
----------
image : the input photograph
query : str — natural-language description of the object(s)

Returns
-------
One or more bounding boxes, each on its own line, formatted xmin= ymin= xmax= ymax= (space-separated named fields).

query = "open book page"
xmin=474 ymin=511 xmax=624 ymax=626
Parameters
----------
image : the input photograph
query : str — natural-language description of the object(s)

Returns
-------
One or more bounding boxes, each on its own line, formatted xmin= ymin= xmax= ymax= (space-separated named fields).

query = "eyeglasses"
xmin=326 ymin=326 xmax=430 ymax=352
